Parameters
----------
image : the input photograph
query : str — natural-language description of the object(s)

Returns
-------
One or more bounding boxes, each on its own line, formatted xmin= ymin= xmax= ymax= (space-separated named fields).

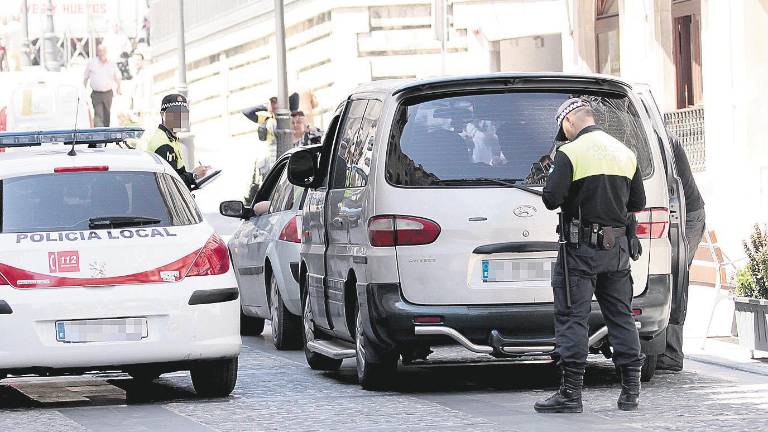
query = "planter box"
xmin=733 ymin=297 xmax=768 ymax=353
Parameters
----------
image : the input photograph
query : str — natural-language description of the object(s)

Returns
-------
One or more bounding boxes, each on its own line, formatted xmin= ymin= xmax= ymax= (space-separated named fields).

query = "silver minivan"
xmin=286 ymin=73 xmax=689 ymax=390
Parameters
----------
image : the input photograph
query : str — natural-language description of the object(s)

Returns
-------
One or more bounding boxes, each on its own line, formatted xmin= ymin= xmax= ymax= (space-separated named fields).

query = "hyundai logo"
xmin=513 ymin=205 xmax=537 ymax=218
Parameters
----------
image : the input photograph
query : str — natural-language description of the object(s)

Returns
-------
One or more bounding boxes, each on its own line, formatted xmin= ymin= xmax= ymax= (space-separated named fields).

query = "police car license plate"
xmin=55 ymin=318 xmax=148 ymax=343
xmin=482 ymin=258 xmax=554 ymax=282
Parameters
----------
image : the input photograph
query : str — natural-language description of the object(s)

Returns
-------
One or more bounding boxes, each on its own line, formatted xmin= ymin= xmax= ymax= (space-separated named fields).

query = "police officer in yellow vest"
xmin=535 ymin=98 xmax=647 ymax=414
xmin=147 ymin=93 xmax=208 ymax=190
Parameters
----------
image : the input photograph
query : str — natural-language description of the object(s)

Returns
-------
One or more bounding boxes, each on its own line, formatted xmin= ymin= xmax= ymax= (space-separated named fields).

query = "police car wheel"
xmin=240 ymin=310 xmax=265 ymax=336
xmin=190 ymin=357 xmax=238 ymax=398
xmin=355 ymin=305 xmax=398 ymax=391
xmin=302 ymin=293 xmax=343 ymax=371
xmin=269 ymin=273 xmax=302 ymax=351
xmin=641 ymin=354 xmax=657 ymax=382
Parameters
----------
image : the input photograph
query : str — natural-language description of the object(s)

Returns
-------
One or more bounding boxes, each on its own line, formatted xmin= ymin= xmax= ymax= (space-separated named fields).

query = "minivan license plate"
xmin=56 ymin=318 xmax=148 ymax=343
xmin=482 ymin=258 xmax=554 ymax=282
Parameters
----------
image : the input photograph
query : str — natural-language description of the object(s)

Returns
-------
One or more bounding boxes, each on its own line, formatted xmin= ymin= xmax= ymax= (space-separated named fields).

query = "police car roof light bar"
xmin=0 ymin=127 xmax=145 ymax=149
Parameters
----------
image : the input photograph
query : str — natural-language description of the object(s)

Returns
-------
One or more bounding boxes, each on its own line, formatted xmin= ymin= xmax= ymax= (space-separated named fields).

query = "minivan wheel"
xmin=302 ymin=293 xmax=343 ymax=371
xmin=269 ymin=273 xmax=302 ymax=350
xmin=240 ymin=310 xmax=265 ymax=336
xmin=190 ymin=357 xmax=238 ymax=398
xmin=355 ymin=305 xmax=398 ymax=390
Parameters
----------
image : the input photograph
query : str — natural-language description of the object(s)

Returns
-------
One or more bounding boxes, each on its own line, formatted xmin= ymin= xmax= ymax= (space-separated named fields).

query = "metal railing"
xmin=664 ymin=105 xmax=705 ymax=172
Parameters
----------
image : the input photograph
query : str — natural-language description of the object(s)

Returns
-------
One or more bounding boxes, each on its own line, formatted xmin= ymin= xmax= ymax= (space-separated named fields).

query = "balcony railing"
xmin=664 ymin=106 xmax=705 ymax=173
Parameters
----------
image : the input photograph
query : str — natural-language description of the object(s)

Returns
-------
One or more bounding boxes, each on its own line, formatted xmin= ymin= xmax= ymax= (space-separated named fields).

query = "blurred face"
xmin=97 ymin=46 xmax=108 ymax=62
xmin=562 ymin=114 xmax=577 ymax=141
xmin=292 ymin=115 xmax=306 ymax=137
xmin=162 ymin=111 xmax=190 ymax=132
xmin=270 ymin=99 xmax=278 ymax=113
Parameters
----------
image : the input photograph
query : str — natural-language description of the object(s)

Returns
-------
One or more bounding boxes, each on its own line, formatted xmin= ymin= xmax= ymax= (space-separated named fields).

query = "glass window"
xmin=386 ymin=91 xmax=653 ymax=187
xmin=596 ymin=0 xmax=620 ymax=76
xmin=330 ymin=100 xmax=368 ymax=189
xmin=0 ymin=171 xmax=202 ymax=233
xmin=344 ymin=100 xmax=382 ymax=188
xmin=268 ymin=168 xmax=297 ymax=213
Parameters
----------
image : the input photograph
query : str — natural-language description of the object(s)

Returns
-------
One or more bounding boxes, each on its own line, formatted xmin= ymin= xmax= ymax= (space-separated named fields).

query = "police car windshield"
xmin=386 ymin=91 xmax=653 ymax=187
xmin=0 ymin=171 xmax=197 ymax=233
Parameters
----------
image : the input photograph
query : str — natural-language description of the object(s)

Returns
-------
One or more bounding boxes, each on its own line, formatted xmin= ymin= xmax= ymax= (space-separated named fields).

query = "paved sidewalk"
xmin=681 ymin=283 xmax=768 ymax=375
xmin=685 ymin=335 xmax=768 ymax=376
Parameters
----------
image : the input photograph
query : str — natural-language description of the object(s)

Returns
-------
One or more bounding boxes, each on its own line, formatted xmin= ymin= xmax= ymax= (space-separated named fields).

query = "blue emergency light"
xmin=0 ymin=127 xmax=144 ymax=148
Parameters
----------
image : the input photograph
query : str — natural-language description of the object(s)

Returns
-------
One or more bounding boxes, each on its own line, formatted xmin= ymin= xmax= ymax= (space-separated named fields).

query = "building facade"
xmin=150 ymin=0 xmax=768 ymax=257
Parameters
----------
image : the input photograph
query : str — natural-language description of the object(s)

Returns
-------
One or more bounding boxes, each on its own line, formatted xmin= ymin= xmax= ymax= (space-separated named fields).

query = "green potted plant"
xmin=734 ymin=224 xmax=768 ymax=354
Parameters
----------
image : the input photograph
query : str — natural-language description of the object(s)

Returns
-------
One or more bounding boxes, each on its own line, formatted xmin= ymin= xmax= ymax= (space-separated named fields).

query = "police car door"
xmin=634 ymin=86 xmax=689 ymax=325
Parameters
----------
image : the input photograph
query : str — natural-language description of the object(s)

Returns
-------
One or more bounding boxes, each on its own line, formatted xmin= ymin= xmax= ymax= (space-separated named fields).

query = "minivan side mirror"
xmin=287 ymin=149 xmax=317 ymax=187
xmin=220 ymin=200 xmax=250 ymax=219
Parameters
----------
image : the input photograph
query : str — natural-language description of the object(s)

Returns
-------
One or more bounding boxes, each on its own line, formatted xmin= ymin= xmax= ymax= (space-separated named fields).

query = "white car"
xmin=285 ymin=74 xmax=688 ymax=389
xmin=221 ymin=146 xmax=311 ymax=350
xmin=0 ymin=128 xmax=241 ymax=397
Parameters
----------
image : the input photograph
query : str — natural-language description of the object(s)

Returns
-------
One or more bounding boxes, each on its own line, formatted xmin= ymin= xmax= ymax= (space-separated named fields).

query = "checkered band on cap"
xmin=556 ymin=98 xmax=587 ymax=127
xmin=161 ymin=100 xmax=188 ymax=110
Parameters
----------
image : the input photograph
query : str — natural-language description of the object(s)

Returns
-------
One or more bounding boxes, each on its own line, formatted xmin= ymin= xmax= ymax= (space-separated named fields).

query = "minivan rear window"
xmin=386 ymin=91 xmax=653 ymax=187
xmin=0 ymin=171 xmax=201 ymax=233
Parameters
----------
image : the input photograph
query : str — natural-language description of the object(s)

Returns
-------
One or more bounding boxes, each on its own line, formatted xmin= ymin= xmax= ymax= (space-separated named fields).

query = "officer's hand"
xmin=193 ymin=165 xmax=211 ymax=180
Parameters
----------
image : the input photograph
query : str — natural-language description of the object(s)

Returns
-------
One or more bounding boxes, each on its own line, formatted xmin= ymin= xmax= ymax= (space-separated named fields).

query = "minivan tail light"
xmin=54 ymin=165 xmax=109 ymax=173
xmin=635 ymin=207 xmax=669 ymax=239
xmin=368 ymin=215 xmax=441 ymax=247
xmin=185 ymin=234 xmax=230 ymax=277
xmin=278 ymin=215 xmax=301 ymax=243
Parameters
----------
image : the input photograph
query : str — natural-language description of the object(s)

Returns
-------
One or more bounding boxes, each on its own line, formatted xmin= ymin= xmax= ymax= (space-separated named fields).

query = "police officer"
xmin=535 ymin=98 xmax=647 ymax=413
xmin=147 ymin=94 xmax=208 ymax=190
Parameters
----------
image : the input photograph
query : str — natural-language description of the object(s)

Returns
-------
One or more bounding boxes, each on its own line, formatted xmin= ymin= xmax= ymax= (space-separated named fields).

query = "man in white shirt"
xmin=83 ymin=45 xmax=121 ymax=127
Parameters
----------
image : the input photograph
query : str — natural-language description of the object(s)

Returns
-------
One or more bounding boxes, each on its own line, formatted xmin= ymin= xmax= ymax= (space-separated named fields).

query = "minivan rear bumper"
xmin=360 ymin=274 xmax=671 ymax=355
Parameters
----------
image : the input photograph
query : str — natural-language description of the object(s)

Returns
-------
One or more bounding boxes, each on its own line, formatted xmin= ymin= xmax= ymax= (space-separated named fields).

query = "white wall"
xmin=700 ymin=0 xmax=768 ymax=258
xmin=499 ymin=34 xmax=563 ymax=72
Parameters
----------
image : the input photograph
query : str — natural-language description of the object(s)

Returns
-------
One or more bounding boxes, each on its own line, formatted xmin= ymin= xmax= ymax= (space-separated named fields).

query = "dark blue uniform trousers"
xmin=552 ymin=236 xmax=645 ymax=368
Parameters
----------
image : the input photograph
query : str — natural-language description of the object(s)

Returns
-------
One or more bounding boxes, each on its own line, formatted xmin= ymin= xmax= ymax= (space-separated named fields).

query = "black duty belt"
xmin=580 ymin=225 xmax=626 ymax=238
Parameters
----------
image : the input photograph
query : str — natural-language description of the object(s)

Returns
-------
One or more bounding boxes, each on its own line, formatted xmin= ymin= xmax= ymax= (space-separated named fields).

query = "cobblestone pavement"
xmin=2 ymin=325 xmax=767 ymax=432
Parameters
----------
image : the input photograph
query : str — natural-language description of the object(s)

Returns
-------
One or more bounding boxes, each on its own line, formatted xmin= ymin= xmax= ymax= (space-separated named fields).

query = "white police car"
xmin=0 ymin=128 xmax=241 ymax=397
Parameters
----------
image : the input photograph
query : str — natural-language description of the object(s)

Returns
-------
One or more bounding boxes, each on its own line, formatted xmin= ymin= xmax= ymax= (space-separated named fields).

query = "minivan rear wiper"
xmin=88 ymin=216 xmax=162 ymax=229
xmin=435 ymin=178 xmax=543 ymax=196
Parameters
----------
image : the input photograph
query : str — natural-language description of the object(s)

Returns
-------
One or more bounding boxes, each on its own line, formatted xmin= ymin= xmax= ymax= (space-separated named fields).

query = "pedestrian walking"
xmin=83 ymin=45 xmax=122 ymax=127
xmin=536 ymin=98 xmax=647 ymax=413
xmin=146 ymin=93 xmax=208 ymax=190
xmin=656 ymin=132 xmax=706 ymax=372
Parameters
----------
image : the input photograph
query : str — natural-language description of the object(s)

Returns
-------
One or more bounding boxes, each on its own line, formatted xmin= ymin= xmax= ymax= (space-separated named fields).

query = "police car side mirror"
xmin=287 ymin=149 xmax=317 ymax=188
xmin=220 ymin=200 xmax=249 ymax=219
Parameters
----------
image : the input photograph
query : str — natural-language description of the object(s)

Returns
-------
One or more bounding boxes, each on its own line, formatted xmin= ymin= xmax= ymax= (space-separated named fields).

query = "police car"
xmin=0 ymin=128 xmax=241 ymax=397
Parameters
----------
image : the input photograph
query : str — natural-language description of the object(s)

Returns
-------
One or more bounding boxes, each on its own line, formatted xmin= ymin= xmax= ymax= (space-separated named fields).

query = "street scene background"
xmin=1 ymin=0 xmax=768 ymax=430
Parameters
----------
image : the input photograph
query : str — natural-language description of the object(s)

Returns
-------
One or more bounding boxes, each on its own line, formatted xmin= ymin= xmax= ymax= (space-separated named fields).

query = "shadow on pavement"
xmin=317 ymin=359 xmax=621 ymax=394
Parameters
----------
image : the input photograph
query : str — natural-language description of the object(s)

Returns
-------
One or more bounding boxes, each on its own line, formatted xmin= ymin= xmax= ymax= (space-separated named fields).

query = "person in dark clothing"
xmin=657 ymin=132 xmax=706 ymax=371
xmin=535 ymin=98 xmax=647 ymax=414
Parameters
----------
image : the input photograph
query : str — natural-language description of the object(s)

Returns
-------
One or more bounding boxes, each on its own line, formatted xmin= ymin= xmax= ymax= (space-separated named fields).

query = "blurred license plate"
xmin=482 ymin=258 xmax=554 ymax=282
xmin=55 ymin=318 xmax=148 ymax=343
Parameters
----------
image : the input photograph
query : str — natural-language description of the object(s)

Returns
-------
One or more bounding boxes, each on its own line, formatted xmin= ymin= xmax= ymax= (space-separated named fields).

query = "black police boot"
xmin=617 ymin=366 xmax=641 ymax=411
xmin=534 ymin=365 xmax=585 ymax=413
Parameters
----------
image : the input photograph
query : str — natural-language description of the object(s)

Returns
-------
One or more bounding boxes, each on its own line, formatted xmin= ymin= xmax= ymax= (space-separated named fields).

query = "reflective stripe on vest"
xmin=559 ymin=130 xmax=637 ymax=181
